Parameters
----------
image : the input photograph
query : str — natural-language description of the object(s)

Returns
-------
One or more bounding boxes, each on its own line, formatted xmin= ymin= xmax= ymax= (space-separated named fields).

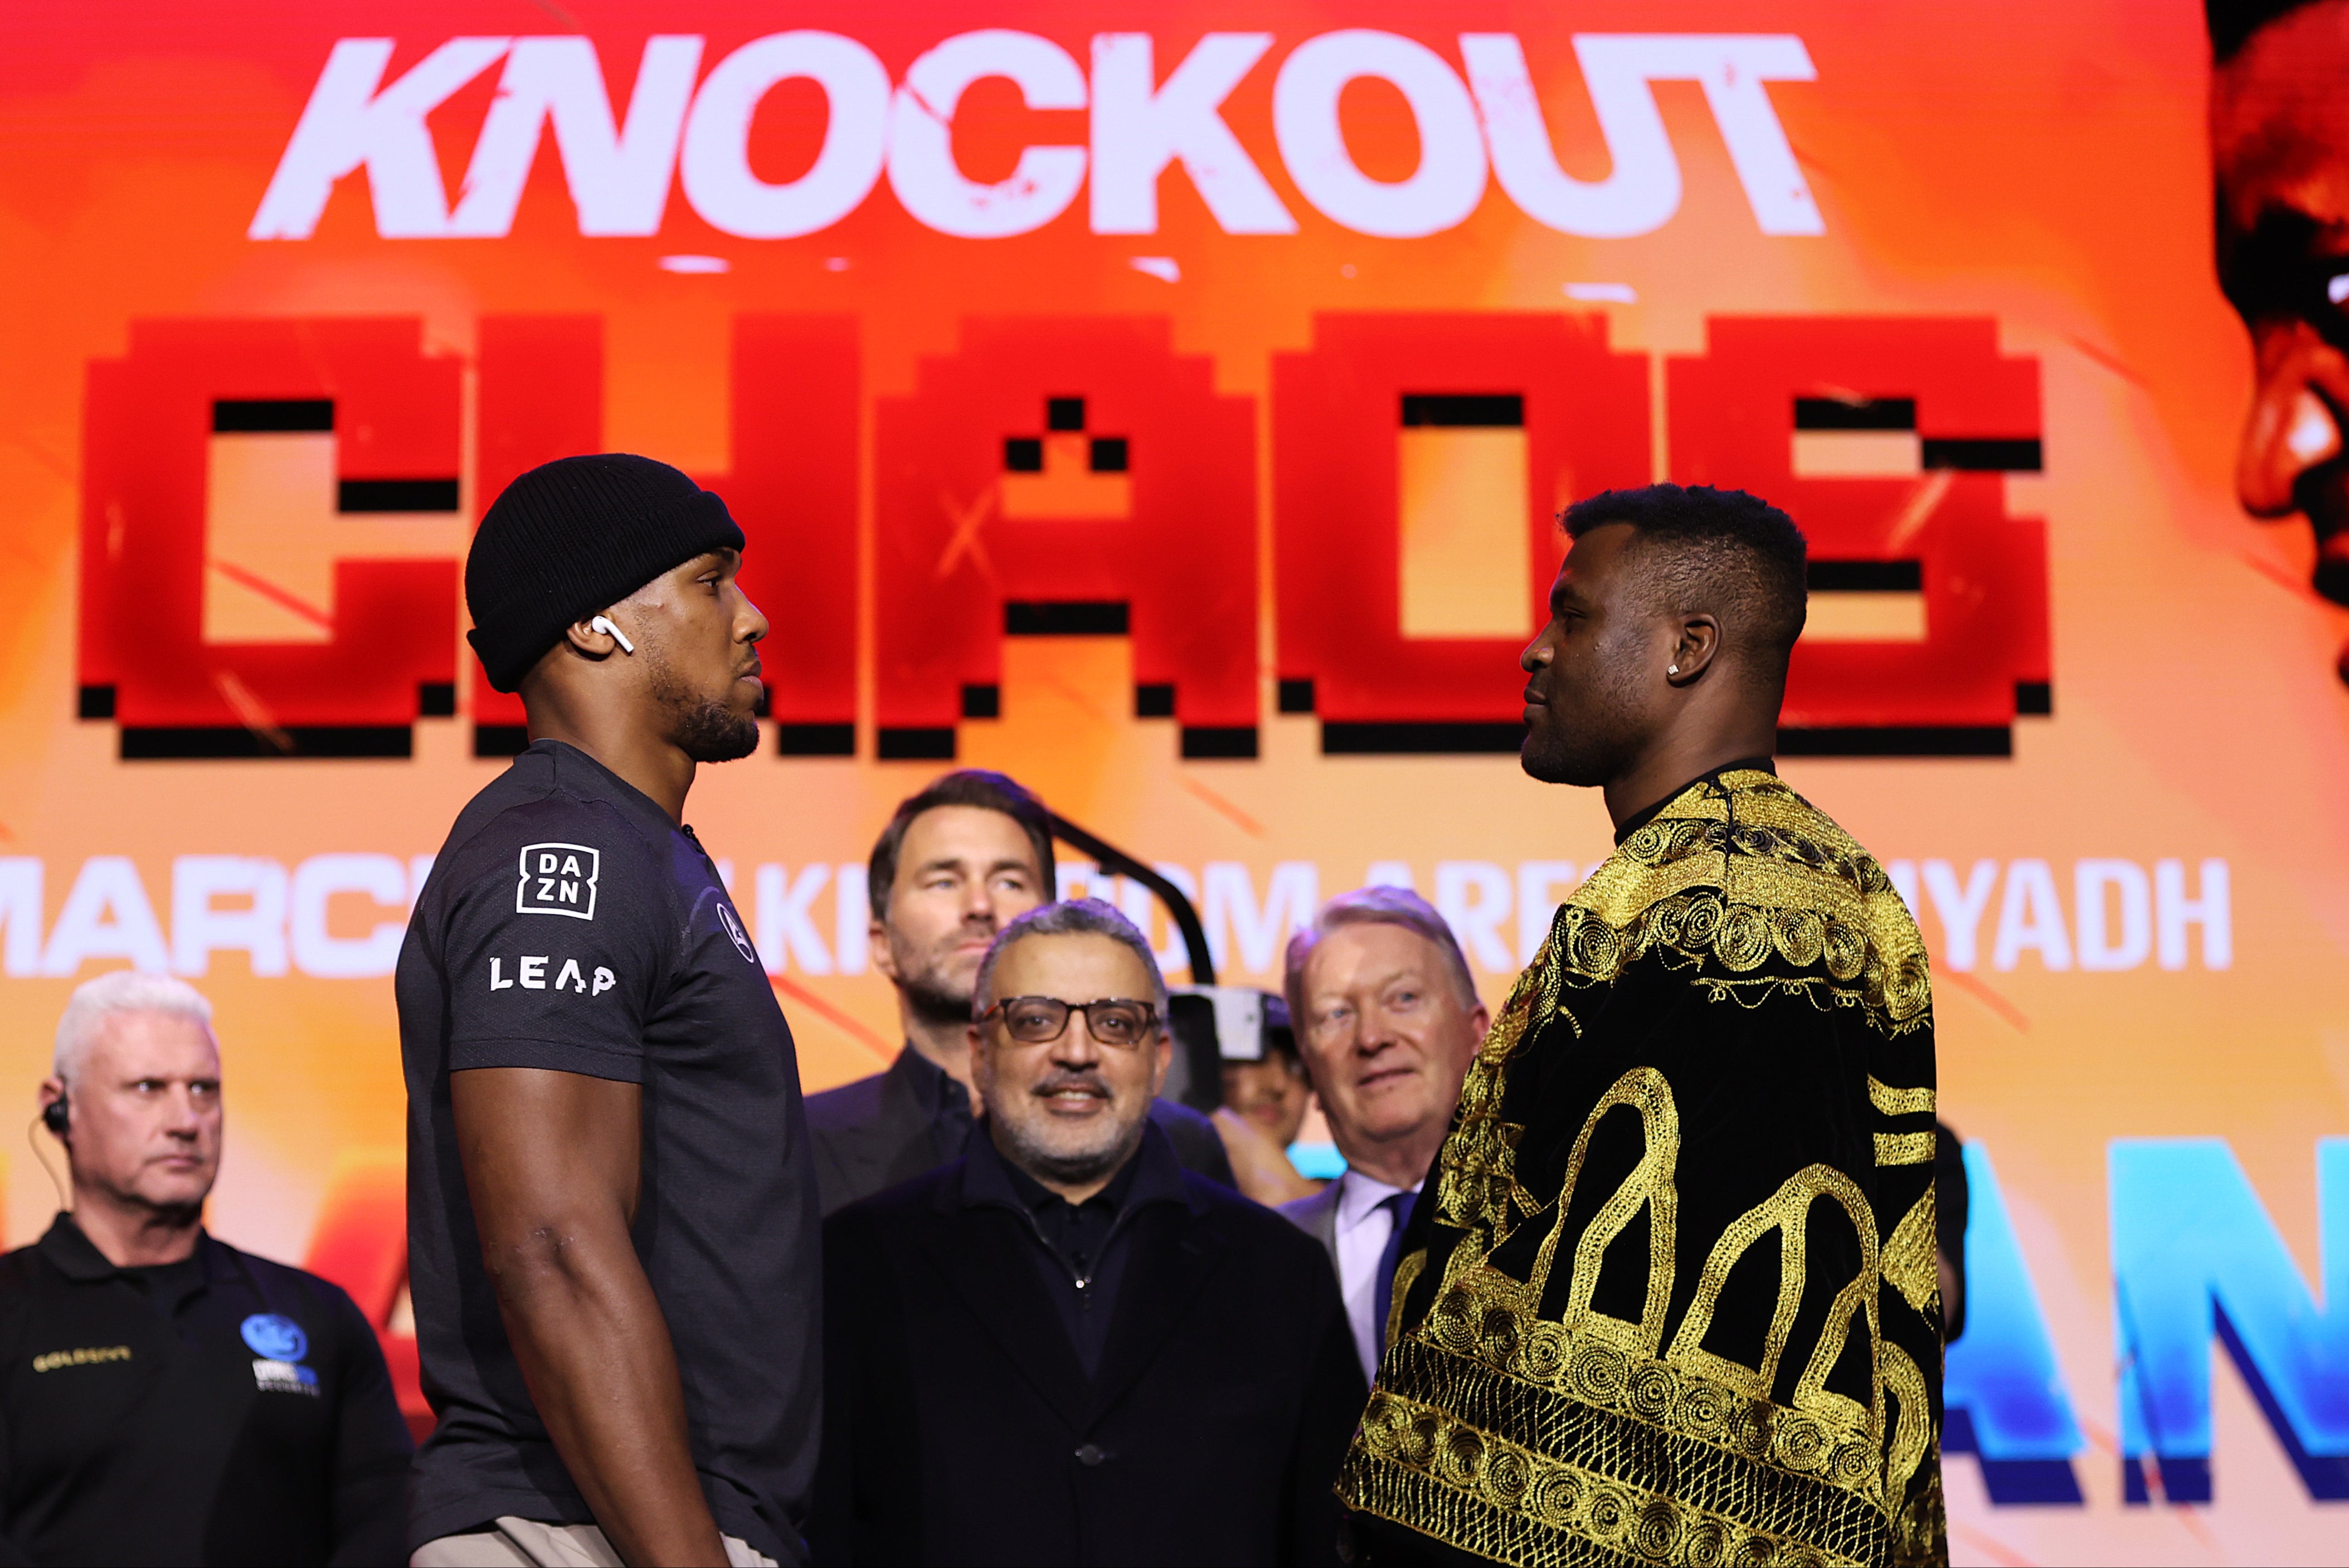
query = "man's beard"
xmin=1521 ymin=649 xmax=1647 ymax=786
xmin=988 ymin=1080 xmax=1145 ymax=1189
xmin=672 ymin=698 xmax=760 ymax=763
xmin=647 ymin=650 xmax=760 ymax=762
xmin=1520 ymin=722 xmax=1616 ymax=786
xmin=900 ymin=965 xmax=975 ymax=1031
xmin=888 ymin=918 xmax=998 ymax=1031
xmin=1520 ymin=699 xmax=1639 ymax=786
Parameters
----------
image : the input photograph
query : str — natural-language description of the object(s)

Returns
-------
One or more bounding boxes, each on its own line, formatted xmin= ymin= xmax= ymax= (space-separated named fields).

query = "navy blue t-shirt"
xmin=397 ymin=740 xmax=818 ymax=1561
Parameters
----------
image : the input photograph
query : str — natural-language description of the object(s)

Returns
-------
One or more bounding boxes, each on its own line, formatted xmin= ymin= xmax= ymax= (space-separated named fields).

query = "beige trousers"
xmin=411 ymin=1516 xmax=777 ymax=1567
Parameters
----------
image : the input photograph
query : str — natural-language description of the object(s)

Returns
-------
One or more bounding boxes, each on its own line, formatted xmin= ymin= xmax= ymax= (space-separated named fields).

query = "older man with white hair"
xmin=1277 ymin=888 xmax=1489 ymax=1384
xmin=0 ymin=970 xmax=411 ymax=1566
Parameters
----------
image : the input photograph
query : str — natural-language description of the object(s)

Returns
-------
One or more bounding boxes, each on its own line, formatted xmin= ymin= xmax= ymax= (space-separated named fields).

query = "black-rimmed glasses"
xmin=979 ymin=996 xmax=1160 ymax=1048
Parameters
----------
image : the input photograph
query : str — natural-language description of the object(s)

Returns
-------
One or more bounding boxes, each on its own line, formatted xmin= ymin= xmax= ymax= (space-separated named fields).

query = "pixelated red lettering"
xmin=1272 ymin=312 xmax=1649 ymax=751
xmin=1669 ymin=317 xmax=2049 ymax=753
xmin=80 ymin=319 xmax=462 ymax=757
xmin=873 ymin=317 xmax=1256 ymax=758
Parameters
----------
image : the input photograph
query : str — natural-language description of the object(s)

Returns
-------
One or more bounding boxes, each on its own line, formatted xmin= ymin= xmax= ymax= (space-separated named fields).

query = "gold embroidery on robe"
xmin=1875 ymin=1132 xmax=1936 ymax=1166
xmin=1883 ymin=1189 xmax=1941 ymax=1322
xmin=1868 ymin=1077 xmax=1935 ymax=1118
xmin=1340 ymin=768 xmax=1947 ymax=1568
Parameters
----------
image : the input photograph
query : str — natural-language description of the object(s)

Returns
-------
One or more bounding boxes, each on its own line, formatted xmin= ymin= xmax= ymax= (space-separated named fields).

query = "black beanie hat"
xmin=465 ymin=454 xmax=746 ymax=693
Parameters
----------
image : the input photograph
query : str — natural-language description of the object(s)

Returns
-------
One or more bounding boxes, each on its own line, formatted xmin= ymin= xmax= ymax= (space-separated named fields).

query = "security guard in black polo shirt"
xmin=0 ymin=971 xmax=410 ymax=1566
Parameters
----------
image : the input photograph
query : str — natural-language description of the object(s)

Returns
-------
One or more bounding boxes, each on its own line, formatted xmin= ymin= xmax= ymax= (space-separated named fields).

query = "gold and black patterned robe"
xmin=1340 ymin=767 xmax=1946 ymax=1567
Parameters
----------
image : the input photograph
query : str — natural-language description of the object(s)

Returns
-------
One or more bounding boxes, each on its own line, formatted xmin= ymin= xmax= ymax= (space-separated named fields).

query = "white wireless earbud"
xmin=590 ymin=616 xmax=636 ymax=655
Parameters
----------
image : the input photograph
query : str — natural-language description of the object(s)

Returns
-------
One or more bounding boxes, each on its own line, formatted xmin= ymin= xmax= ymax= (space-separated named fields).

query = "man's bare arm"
xmin=451 ymin=1067 xmax=728 ymax=1567
xmin=1210 ymin=1107 xmax=1321 ymax=1207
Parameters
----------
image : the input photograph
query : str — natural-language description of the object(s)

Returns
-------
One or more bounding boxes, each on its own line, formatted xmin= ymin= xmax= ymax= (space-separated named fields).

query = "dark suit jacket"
xmin=815 ymin=1123 xmax=1366 ymax=1566
xmin=1277 ymin=1181 xmax=1342 ymax=1277
xmin=805 ymin=1046 xmax=1237 ymax=1215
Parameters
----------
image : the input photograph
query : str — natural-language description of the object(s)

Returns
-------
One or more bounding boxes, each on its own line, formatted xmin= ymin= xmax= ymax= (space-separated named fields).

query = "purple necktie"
xmin=1371 ymin=1188 xmax=1419 ymax=1367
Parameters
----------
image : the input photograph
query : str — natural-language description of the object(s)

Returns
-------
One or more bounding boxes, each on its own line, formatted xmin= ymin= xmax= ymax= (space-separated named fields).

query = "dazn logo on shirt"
xmin=517 ymin=843 xmax=599 ymax=919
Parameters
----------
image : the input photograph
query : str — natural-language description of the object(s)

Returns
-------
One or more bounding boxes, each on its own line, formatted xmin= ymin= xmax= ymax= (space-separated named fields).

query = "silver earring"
xmin=1668 ymin=664 xmax=1680 ymax=675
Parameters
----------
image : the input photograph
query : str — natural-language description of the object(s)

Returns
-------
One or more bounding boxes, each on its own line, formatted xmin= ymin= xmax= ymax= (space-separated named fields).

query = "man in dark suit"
xmin=816 ymin=899 xmax=1365 ymax=1567
xmin=804 ymin=770 xmax=1232 ymax=1215
xmin=1276 ymin=888 xmax=1488 ymax=1385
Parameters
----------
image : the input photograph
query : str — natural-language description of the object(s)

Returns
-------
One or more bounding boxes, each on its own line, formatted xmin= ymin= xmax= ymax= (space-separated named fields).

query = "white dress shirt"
xmin=1332 ymin=1168 xmax=1422 ymax=1384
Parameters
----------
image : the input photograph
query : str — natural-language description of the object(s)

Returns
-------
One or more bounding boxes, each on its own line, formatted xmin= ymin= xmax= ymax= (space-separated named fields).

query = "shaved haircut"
xmin=1560 ymin=484 xmax=1808 ymax=680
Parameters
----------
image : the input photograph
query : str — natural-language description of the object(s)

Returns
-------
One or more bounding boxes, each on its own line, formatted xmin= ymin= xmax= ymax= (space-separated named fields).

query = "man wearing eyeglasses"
xmin=804 ymin=768 xmax=1234 ymax=1217
xmin=813 ymin=899 xmax=1364 ymax=1566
